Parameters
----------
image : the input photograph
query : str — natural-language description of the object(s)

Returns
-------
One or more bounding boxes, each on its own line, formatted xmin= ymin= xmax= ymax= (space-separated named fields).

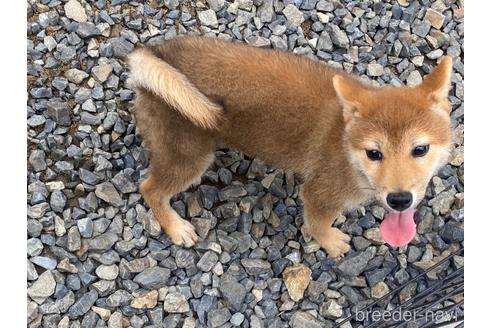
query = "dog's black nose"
xmin=386 ymin=192 xmax=413 ymax=211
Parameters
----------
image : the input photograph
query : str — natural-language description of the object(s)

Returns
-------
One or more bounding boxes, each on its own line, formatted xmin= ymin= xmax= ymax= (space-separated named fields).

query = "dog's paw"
xmin=319 ymin=228 xmax=351 ymax=258
xmin=166 ymin=216 xmax=198 ymax=248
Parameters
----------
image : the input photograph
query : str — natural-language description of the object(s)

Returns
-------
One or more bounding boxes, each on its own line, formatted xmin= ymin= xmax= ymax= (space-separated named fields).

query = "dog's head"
xmin=333 ymin=57 xmax=453 ymax=246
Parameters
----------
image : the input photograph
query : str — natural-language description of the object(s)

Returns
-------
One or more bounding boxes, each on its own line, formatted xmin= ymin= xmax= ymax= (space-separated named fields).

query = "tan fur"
xmin=129 ymin=36 xmax=453 ymax=256
xmin=128 ymin=47 xmax=222 ymax=129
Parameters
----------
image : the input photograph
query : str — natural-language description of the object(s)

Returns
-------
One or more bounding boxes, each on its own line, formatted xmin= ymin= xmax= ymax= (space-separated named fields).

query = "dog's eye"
xmin=366 ymin=149 xmax=383 ymax=161
xmin=412 ymin=145 xmax=430 ymax=157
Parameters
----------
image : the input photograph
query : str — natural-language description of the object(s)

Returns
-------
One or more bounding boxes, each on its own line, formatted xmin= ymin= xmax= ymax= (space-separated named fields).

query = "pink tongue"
xmin=379 ymin=209 xmax=416 ymax=247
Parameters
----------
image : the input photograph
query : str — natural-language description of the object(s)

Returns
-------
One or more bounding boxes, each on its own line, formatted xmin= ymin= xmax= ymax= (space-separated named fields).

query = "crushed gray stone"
xmin=27 ymin=1 xmax=464 ymax=327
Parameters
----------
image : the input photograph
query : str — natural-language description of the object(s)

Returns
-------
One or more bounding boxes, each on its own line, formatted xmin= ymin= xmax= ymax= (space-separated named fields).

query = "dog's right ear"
xmin=333 ymin=75 xmax=367 ymax=125
xmin=418 ymin=56 xmax=453 ymax=115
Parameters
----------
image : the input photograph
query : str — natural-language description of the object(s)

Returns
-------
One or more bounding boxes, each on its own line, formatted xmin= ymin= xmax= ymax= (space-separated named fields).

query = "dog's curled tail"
xmin=128 ymin=47 xmax=222 ymax=130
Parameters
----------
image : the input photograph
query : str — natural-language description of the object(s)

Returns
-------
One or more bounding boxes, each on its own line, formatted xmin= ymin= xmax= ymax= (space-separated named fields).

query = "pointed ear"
xmin=333 ymin=75 xmax=368 ymax=125
xmin=419 ymin=56 xmax=453 ymax=112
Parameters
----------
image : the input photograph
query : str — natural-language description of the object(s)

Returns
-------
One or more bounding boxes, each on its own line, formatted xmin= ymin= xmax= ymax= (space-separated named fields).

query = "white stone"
xmin=367 ymin=63 xmax=384 ymax=77
xmin=198 ymin=9 xmax=218 ymax=28
xmin=283 ymin=4 xmax=305 ymax=26
xmin=406 ymin=70 xmax=423 ymax=87
xmin=64 ymin=0 xmax=88 ymax=23
xmin=95 ymin=264 xmax=119 ymax=280
xmin=27 ymin=270 xmax=56 ymax=304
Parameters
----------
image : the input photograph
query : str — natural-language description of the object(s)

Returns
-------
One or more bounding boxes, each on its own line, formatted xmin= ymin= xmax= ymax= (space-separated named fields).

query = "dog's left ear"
xmin=419 ymin=56 xmax=453 ymax=113
xmin=333 ymin=75 xmax=370 ymax=125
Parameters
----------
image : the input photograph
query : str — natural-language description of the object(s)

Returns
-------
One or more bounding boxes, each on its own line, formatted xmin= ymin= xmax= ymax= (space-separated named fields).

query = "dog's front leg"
xmin=300 ymin=184 xmax=351 ymax=258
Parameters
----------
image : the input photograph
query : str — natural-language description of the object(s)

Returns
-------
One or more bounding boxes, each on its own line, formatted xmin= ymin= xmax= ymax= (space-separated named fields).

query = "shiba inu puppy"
xmin=128 ymin=36 xmax=452 ymax=257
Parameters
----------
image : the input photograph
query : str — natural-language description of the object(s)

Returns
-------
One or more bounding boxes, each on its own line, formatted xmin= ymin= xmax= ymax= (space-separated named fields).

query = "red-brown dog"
xmin=128 ymin=36 xmax=452 ymax=257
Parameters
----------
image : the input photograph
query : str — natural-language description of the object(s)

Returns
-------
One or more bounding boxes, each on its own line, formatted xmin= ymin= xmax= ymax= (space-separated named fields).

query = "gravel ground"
xmin=27 ymin=0 xmax=464 ymax=327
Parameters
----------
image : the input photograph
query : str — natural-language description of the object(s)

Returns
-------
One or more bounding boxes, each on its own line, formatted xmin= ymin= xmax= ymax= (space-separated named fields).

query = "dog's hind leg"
xmin=135 ymin=90 xmax=216 ymax=247
xmin=140 ymin=151 xmax=214 ymax=247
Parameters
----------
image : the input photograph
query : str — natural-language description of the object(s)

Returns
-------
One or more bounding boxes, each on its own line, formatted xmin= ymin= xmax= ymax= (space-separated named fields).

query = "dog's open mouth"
xmin=379 ymin=209 xmax=416 ymax=247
